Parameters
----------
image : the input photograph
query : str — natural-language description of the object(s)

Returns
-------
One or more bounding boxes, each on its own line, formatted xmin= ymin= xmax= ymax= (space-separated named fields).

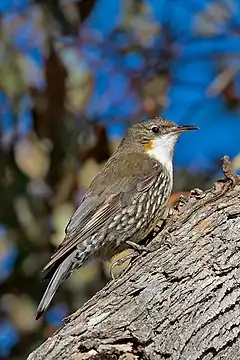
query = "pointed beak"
xmin=173 ymin=125 xmax=199 ymax=134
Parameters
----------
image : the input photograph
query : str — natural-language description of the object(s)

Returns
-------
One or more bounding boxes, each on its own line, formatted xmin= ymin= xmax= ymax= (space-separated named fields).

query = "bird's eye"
xmin=151 ymin=126 xmax=160 ymax=134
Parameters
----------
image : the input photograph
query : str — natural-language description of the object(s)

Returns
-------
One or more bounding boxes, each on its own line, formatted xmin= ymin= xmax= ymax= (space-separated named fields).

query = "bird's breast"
xmin=113 ymin=172 xmax=172 ymax=245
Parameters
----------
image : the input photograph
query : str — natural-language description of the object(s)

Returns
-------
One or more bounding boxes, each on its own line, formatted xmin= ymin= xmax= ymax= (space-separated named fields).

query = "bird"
xmin=35 ymin=117 xmax=198 ymax=319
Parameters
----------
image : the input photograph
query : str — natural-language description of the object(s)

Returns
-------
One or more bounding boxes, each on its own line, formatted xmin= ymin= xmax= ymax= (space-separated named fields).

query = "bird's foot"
xmin=125 ymin=240 xmax=149 ymax=253
xmin=110 ymin=253 xmax=136 ymax=280
xmin=110 ymin=241 xmax=149 ymax=279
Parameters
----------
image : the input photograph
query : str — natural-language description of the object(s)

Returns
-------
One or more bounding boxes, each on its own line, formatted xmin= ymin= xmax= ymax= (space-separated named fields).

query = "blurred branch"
xmin=207 ymin=66 xmax=239 ymax=96
xmin=35 ymin=0 xmax=97 ymax=34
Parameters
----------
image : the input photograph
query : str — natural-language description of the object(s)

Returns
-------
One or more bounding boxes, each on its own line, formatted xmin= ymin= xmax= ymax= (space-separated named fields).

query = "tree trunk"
xmin=27 ymin=156 xmax=240 ymax=360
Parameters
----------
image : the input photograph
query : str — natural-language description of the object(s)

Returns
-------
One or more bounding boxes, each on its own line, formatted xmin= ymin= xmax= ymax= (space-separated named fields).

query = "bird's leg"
xmin=110 ymin=253 xmax=137 ymax=280
xmin=111 ymin=241 xmax=149 ymax=279
xmin=125 ymin=240 xmax=149 ymax=253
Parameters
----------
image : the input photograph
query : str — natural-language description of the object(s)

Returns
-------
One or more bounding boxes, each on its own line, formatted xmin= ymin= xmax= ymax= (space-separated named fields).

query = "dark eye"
xmin=151 ymin=126 xmax=160 ymax=134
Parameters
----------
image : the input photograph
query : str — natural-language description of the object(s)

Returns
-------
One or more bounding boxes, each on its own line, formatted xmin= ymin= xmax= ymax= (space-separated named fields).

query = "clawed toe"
xmin=110 ymin=254 xmax=135 ymax=279
xmin=125 ymin=240 xmax=149 ymax=253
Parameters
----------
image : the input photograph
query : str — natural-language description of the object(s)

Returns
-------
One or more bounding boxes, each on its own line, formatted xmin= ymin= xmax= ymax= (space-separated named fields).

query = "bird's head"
xmin=119 ymin=117 xmax=198 ymax=172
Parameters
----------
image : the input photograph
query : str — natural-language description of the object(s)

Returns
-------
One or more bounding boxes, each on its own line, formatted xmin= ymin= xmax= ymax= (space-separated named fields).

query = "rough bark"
xmin=28 ymin=156 xmax=240 ymax=360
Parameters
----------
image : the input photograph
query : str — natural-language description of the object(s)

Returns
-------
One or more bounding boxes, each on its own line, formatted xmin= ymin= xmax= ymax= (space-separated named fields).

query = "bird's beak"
xmin=173 ymin=125 xmax=199 ymax=133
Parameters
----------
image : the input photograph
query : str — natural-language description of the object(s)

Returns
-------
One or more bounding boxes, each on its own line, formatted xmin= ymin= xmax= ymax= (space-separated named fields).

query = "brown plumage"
xmin=36 ymin=117 xmax=198 ymax=319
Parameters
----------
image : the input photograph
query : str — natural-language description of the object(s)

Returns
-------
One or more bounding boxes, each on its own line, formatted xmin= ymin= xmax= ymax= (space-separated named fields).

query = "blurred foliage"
xmin=0 ymin=0 xmax=240 ymax=359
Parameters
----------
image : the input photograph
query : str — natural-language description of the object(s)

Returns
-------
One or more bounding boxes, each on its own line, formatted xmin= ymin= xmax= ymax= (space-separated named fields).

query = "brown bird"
xmin=36 ymin=117 xmax=198 ymax=319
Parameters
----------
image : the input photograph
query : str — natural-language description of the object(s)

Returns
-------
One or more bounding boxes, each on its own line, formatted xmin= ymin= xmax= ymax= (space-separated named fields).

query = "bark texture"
xmin=28 ymin=156 xmax=240 ymax=360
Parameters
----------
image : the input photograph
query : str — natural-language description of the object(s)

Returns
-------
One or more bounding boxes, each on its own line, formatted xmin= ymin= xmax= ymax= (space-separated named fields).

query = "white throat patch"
xmin=146 ymin=134 xmax=178 ymax=175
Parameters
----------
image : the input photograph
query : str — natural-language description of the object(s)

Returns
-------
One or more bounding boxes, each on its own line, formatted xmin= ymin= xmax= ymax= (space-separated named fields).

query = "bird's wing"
xmin=43 ymin=163 xmax=164 ymax=272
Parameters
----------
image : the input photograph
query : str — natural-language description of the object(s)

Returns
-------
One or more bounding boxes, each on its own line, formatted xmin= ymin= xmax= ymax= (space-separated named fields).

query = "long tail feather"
xmin=35 ymin=250 xmax=78 ymax=320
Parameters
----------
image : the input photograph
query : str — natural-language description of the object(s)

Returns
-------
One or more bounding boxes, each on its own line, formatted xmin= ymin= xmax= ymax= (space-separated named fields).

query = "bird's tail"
xmin=35 ymin=250 xmax=78 ymax=320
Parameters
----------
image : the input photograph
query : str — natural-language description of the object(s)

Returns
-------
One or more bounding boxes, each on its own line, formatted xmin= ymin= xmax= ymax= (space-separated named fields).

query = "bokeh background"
xmin=0 ymin=0 xmax=240 ymax=358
